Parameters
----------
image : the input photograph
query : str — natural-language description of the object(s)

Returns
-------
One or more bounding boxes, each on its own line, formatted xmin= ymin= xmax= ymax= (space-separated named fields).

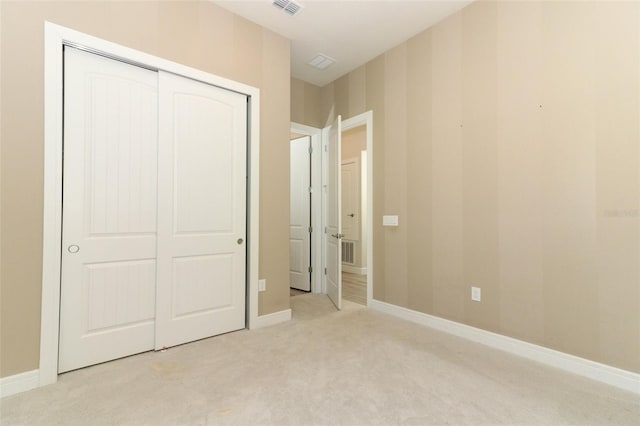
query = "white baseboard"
xmin=342 ymin=265 xmax=366 ymax=275
xmin=369 ymin=299 xmax=640 ymax=395
xmin=0 ymin=369 xmax=40 ymax=398
xmin=252 ymin=308 xmax=292 ymax=329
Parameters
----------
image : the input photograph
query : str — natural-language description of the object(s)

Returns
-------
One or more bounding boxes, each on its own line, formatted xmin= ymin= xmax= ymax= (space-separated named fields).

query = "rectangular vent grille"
xmin=342 ymin=241 xmax=355 ymax=265
xmin=308 ymin=53 xmax=336 ymax=70
xmin=272 ymin=0 xmax=303 ymax=16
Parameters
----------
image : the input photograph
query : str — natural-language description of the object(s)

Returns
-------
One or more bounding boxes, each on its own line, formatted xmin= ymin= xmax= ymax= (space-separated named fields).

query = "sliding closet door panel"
xmin=59 ymin=47 xmax=158 ymax=373
xmin=156 ymin=72 xmax=247 ymax=349
xmin=173 ymin=94 xmax=235 ymax=234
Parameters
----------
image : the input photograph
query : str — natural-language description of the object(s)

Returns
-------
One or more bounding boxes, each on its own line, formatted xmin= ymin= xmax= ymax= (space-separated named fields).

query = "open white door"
xmin=325 ymin=116 xmax=342 ymax=309
xmin=290 ymin=136 xmax=311 ymax=291
xmin=155 ymin=71 xmax=247 ymax=349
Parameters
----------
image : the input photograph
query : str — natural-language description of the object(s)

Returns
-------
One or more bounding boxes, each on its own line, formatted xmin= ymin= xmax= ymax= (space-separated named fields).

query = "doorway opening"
xmin=289 ymin=111 xmax=373 ymax=311
xmin=340 ymin=125 xmax=367 ymax=306
xmin=289 ymin=123 xmax=323 ymax=297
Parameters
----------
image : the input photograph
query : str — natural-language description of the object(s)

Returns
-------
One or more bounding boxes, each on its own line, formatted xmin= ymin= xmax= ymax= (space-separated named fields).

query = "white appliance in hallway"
xmin=289 ymin=136 xmax=312 ymax=291
xmin=59 ymin=47 xmax=247 ymax=372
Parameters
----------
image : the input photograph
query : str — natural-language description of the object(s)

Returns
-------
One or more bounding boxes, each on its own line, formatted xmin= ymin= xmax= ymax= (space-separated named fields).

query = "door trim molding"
xmin=341 ymin=111 xmax=373 ymax=306
xmin=290 ymin=122 xmax=323 ymax=293
xmin=42 ymin=22 xmax=261 ymax=387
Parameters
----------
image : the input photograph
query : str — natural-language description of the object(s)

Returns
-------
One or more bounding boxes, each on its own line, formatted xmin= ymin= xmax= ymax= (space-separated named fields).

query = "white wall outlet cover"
xmin=383 ymin=215 xmax=399 ymax=226
xmin=471 ymin=287 xmax=481 ymax=302
xmin=259 ymin=279 xmax=266 ymax=292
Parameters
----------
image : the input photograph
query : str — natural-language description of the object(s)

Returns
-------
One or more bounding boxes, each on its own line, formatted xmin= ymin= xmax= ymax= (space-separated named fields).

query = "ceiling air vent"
xmin=272 ymin=0 xmax=303 ymax=16
xmin=308 ymin=54 xmax=336 ymax=70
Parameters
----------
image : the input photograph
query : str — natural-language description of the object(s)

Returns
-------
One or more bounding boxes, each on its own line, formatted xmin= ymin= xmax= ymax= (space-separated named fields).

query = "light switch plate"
xmin=259 ymin=279 xmax=266 ymax=292
xmin=383 ymin=215 xmax=399 ymax=226
xmin=471 ymin=286 xmax=481 ymax=302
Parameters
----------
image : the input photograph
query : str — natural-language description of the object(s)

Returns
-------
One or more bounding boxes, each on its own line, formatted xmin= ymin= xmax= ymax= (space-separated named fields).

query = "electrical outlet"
xmin=471 ymin=286 xmax=481 ymax=302
xmin=259 ymin=279 xmax=266 ymax=292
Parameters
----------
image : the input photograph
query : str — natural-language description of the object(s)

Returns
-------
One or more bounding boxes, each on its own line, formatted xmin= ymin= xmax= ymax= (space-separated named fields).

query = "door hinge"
xmin=308 ymin=266 xmax=313 ymax=273
xmin=324 ymin=227 xmax=328 ymax=234
xmin=309 ymin=226 xmax=313 ymax=233
xmin=324 ymin=144 xmax=327 ymax=152
xmin=324 ymin=267 xmax=327 ymax=275
xmin=309 ymin=186 xmax=313 ymax=193
xmin=309 ymin=146 xmax=313 ymax=155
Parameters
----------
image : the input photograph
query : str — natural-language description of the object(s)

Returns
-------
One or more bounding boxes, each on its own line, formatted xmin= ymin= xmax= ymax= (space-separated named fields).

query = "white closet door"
xmin=59 ymin=47 xmax=158 ymax=373
xmin=155 ymin=72 xmax=247 ymax=349
xmin=290 ymin=136 xmax=311 ymax=291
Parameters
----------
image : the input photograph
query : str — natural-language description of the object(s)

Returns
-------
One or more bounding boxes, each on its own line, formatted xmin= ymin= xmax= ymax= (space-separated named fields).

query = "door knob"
xmin=68 ymin=244 xmax=80 ymax=254
xmin=331 ymin=233 xmax=344 ymax=239
xmin=348 ymin=213 xmax=355 ymax=217
xmin=237 ymin=238 xmax=244 ymax=245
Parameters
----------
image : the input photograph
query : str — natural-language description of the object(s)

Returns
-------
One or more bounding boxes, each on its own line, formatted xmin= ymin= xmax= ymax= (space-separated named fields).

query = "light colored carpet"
xmin=2 ymin=294 xmax=639 ymax=425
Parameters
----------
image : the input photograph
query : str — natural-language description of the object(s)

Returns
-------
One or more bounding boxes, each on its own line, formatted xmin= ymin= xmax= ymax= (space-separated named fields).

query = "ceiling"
xmin=214 ymin=0 xmax=473 ymax=87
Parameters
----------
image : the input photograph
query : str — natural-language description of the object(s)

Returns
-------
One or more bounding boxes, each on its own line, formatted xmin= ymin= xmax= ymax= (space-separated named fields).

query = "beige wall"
xmin=0 ymin=0 xmax=290 ymax=378
xmin=290 ymin=77 xmax=322 ymax=129
xmin=294 ymin=0 xmax=640 ymax=373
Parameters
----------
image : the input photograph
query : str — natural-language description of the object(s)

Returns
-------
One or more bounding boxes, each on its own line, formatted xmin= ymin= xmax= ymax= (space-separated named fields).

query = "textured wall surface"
xmin=294 ymin=1 xmax=640 ymax=373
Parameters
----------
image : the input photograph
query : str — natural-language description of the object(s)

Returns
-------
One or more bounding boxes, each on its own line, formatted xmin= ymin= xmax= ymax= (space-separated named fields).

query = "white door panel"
xmin=172 ymin=255 xmax=235 ymax=316
xmin=290 ymin=136 xmax=311 ymax=291
xmin=156 ymin=72 xmax=247 ymax=349
xmin=59 ymin=47 xmax=158 ymax=373
xmin=325 ymin=116 xmax=342 ymax=309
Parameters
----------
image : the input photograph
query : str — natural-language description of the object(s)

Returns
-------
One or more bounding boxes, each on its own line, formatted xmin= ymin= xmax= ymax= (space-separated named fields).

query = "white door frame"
xmin=340 ymin=112 xmax=373 ymax=306
xmin=290 ymin=122 xmax=323 ymax=293
xmin=41 ymin=22 xmax=261 ymax=387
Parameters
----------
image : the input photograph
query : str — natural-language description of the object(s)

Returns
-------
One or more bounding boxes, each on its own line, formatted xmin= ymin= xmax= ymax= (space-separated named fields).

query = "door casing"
xmin=42 ymin=22 xmax=261 ymax=387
